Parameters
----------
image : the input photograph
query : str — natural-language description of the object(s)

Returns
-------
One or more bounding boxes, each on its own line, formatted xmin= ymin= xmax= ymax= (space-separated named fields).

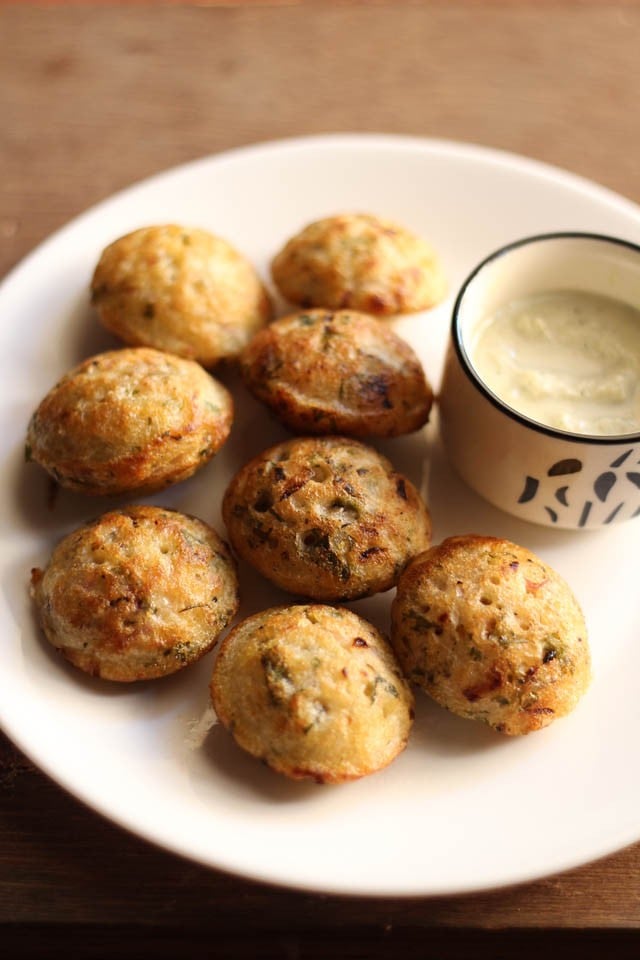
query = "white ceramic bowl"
xmin=438 ymin=232 xmax=640 ymax=529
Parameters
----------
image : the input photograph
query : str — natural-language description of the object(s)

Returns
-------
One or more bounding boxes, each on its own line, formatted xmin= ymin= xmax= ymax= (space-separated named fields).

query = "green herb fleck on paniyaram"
xmin=366 ymin=674 xmax=400 ymax=703
xmin=180 ymin=528 xmax=208 ymax=550
xmin=410 ymin=667 xmax=436 ymax=685
xmin=542 ymin=634 xmax=565 ymax=662
xmin=302 ymin=527 xmax=350 ymax=581
xmin=262 ymin=653 xmax=290 ymax=684
xmin=406 ymin=609 xmax=443 ymax=634
xmin=261 ymin=651 xmax=294 ymax=706
xmin=24 ymin=443 xmax=32 ymax=463
xmin=249 ymin=517 xmax=277 ymax=547
xmin=329 ymin=497 xmax=360 ymax=522
xmin=320 ymin=321 xmax=338 ymax=352
xmin=492 ymin=630 xmax=529 ymax=648
xmin=172 ymin=640 xmax=192 ymax=665
xmin=302 ymin=699 xmax=327 ymax=734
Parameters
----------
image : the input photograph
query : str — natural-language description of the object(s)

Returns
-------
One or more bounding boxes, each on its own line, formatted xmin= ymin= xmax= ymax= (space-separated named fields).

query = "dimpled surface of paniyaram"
xmin=222 ymin=436 xmax=431 ymax=601
xmin=211 ymin=604 xmax=414 ymax=783
xmin=240 ymin=309 xmax=433 ymax=437
xmin=26 ymin=347 xmax=233 ymax=495
xmin=271 ymin=213 xmax=446 ymax=316
xmin=30 ymin=506 xmax=239 ymax=682
xmin=91 ymin=224 xmax=273 ymax=367
xmin=391 ymin=535 xmax=591 ymax=735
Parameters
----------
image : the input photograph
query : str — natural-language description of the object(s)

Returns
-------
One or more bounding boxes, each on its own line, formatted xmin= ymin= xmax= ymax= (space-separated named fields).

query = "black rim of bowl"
xmin=451 ymin=231 xmax=640 ymax=446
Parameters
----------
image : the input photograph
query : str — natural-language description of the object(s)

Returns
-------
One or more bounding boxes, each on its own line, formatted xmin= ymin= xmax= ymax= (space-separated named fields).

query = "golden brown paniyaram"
xmin=211 ymin=604 xmax=414 ymax=783
xmin=391 ymin=535 xmax=591 ymax=735
xmin=271 ymin=213 xmax=447 ymax=316
xmin=30 ymin=505 xmax=239 ymax=682
xmin=91 ymin=224 xmax=273 ymax=367
xmin=240 ymin=308 xmax=433 ymax=437
xmin=222 ymin=435 xmax=431 ymax=601
xmin=26 ymin=347 xmax=233 ymax=495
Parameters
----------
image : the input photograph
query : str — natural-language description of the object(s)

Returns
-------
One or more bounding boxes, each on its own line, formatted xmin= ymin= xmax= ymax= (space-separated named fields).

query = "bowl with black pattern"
xmin=438 ymin=233 xmax=640 ymax=529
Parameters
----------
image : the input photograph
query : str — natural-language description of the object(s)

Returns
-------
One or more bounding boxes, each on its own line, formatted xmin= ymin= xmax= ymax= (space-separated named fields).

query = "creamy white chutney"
xmin=470 ymin=289 xmax=640 ymax=436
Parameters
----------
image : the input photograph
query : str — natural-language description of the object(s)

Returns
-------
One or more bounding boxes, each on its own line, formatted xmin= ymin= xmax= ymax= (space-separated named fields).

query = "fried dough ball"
xmin=30 ymin=506 xmax=239 ymax=682
xmin=26 ymin=347 xmax=233 ymax=495
xmin=91 ymin=224 xmax=273 ymax=366
xmin=271 ymin=213 xmax=446 ymax=316
xmin=390 ymin=535 xmax=591 ymax=735
xmin=222 ymin=436 xmax=431 ymax=601
xmin=211 ymin=604 xmax=414 ymax=783
xmin=240 ymin=308 xmax=433 ymax=437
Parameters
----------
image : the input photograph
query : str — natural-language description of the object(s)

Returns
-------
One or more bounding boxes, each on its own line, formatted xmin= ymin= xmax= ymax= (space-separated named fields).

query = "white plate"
xmin=1 ymin=134 xmax=639 ymax=897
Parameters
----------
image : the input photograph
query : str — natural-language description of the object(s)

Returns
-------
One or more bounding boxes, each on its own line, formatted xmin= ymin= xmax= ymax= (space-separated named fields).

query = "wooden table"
xmin=2 ymin=2 xmax=640 ymax=954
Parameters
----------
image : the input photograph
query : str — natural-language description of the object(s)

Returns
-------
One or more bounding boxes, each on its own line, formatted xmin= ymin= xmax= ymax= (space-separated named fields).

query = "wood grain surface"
xmin=2 ymin=2 xmax=640 ymax=954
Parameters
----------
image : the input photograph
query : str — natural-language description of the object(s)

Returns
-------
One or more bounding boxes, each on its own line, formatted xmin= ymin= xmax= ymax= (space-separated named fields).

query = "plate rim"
xmin=3 ymin=131 xmax=640 ymax=296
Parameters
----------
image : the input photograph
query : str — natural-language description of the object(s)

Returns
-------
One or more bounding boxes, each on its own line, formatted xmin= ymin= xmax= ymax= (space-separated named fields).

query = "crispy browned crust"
xmin=271 ymin=213 xmax=447 ymax=316
xmin=391 ymin=535 xmax=591 ymax=735
xmin=240 ymin=308 xmax=433 ymax=437
xmin=91 ymin=224 xmax=273 ymax=367
xmin=222 ymin=436 xmax=431 ymax=601
xmin=211 ymin=604 xmax=414 ymax=783
xmin=30 ymin=505 xmax=239 ymax=682
xmin=26 ymin=347 xmax=233 ymax=495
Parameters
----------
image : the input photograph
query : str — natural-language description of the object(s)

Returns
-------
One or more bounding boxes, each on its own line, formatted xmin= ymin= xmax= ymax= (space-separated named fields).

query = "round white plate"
xmin=1 ymin=134 xmax=639 ymax=897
